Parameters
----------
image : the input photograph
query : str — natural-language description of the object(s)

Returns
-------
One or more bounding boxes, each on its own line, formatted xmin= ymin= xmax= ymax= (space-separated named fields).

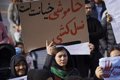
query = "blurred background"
xmin=0 ymin=0 xmax=10 ymax=28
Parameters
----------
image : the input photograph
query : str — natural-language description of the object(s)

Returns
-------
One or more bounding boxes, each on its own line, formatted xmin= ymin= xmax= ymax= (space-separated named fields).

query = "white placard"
xmin=64 ymin=42 xmax=90 ymax=55
xmin=8 ymin=76 xmax=27 ymax=80
xmin=104 ymin=0 xmax=120 ymax=44
xmin=99 ymin=57 xmax=120 ymax=80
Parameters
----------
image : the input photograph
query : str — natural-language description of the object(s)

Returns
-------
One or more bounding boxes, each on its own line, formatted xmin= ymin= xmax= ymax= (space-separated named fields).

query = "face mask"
xmin=15 ymin=47 xmax=22 ymax=55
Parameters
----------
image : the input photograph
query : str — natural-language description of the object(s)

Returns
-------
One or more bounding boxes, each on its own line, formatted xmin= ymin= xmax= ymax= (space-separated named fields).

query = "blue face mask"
xmin=15 ymin=47 xmax=22 ymax=55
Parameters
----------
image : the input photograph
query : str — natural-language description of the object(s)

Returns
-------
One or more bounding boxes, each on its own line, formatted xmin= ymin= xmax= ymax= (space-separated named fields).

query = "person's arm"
xmin=8 ymin=3 xmax=20 ymax=31
xmin=89 ymin=19 xmax=104 ymax=40
xmin=43 ymin=41 xmax=57 ymax=70
xmin=43 ymin=54 xmax=54 ymax=70
xmin=8 ymin=3 xmax=17 ymax=27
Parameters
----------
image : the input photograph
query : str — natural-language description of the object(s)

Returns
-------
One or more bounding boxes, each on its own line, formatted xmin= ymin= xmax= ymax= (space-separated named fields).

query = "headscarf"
xmin=10 ymin=55 xmax=28 ymax=77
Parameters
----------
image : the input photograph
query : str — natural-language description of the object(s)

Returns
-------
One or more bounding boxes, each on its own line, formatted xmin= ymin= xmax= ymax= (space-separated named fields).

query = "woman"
xmin=9 ymin=55 xmax=28 ymax=78
xmin=43 ymin=41 xmax=80 ymax=80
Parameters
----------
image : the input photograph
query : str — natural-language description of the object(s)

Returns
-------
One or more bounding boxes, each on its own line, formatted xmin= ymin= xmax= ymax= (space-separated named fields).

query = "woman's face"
xmin=15 ymin=61 xmax=26 ymax=76
xmin=55 ymin=50 xmax=68 ymax=67
xmin=110 ymin=50 xmax=120 ymax=57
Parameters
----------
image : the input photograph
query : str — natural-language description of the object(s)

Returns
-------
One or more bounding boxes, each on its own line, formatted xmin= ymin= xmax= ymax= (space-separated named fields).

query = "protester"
xmin=15 ymin=42 xmax=34 ymax=70
xmin=91 ymin=0 xmax=106 ymax=21
xmin=74 ymin=1 xmax=104 ymax=79
xmin=9 ymin=55 xmax=28 ymax=78
xmin=100 ymin=11 xmax=120 ymax=56
xmin=43 ymin=40 xmax=80 ymax=80
xmin=27 ymin=69 xmax=53 ymax=80
xmin=95 ymin=45 xmax=120 ymax=79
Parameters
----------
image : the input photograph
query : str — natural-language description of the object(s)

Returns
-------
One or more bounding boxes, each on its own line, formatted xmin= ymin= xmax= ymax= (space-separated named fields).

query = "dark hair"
xmin=108 ymin=45 xmax=120 ymax=57
xmin=15 ymin=42 xmax=24 ymax=47
xmin=27 ymin=69 xmax=52 ymax=80
xmin=85 ymin=0 xmax=90 ymax=4
xmin=52 ymin=47 xmax=74 ymax=70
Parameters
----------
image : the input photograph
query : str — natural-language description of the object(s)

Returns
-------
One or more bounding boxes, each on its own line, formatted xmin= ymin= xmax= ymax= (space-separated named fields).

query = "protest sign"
xmin=17 ymin=0 xmax=89 ymax=51
xmin=104 ymin=0 xmax=120 ymax=44
xmin=99 ymin=57 xmax=120 ymax=80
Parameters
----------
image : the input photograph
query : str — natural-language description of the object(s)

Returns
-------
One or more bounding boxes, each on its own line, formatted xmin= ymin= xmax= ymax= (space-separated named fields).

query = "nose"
xmin=19 ymin=65 xmax=24 ymax=69
xmin=61 ymin=56 xmax=65 ymax=60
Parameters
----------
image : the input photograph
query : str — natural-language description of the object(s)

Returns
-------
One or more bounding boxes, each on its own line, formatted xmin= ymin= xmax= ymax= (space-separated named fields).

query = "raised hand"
xmin=46 ymin=40 xmax=57 ymax=55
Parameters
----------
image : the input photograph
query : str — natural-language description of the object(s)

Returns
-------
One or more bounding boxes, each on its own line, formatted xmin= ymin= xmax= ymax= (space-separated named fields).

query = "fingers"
xmin=46 ymin=40 xmax=48 ymax=47
xmin=46 ymin=40 xmax=54 ymax=47
xmin=95 ymin=66 xmax=103 ymax=79
xmin=49 ymin=41 xmax=54 ymax=47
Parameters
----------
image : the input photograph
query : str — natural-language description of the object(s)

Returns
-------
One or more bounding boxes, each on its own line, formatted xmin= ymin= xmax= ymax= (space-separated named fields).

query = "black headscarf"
xmin=10 ymin=55 xmax=28 ymax=77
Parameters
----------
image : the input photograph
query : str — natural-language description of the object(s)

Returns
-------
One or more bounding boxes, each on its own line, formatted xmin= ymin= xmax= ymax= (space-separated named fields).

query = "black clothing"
xmin=0 ymin=44 xmax=15 ymax=80
xmin=10 ymin=55 xmax=28 ymax=78
xmin=27 ymin=69 xmax=52 ymax=80
xmin=101 ymin=17 xmax=117 ymax=52
xmin=75 ymin=16 xmax=104 ymax=78
xmin=91 ymin=1 xmax=106 ymax=21
xmin=87 ymin=16 xmax=104 ymax=51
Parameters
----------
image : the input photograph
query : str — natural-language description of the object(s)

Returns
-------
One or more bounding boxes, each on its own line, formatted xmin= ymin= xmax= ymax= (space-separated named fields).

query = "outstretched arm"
xmin=43 ymin=40 xmax=56 ymax=70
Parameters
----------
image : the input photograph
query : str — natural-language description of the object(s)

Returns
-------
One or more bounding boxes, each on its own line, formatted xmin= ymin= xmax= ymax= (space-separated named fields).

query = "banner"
xmin=17 ymin=0 xmax=89 ymax=51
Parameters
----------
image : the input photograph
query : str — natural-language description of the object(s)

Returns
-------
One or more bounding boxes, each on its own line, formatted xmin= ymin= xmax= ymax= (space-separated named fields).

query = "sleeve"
xmin=8 ymin=3 xmax=16 ymax=27
xmin=43 ymin=54 xmax=54 ymax=70
xmin=26 ymin=55 xmax=35 ymax=70
xmin=89 ymin=19 xmax=104 ymax=40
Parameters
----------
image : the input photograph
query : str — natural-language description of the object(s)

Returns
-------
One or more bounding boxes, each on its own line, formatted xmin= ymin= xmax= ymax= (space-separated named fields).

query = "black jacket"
xmin=87 ymin=16 xmax=104 ymax=51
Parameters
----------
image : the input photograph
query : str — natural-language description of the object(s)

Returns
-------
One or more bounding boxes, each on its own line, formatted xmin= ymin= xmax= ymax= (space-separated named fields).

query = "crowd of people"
xmin=0 ymin=0 xmax=120 ymax=80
